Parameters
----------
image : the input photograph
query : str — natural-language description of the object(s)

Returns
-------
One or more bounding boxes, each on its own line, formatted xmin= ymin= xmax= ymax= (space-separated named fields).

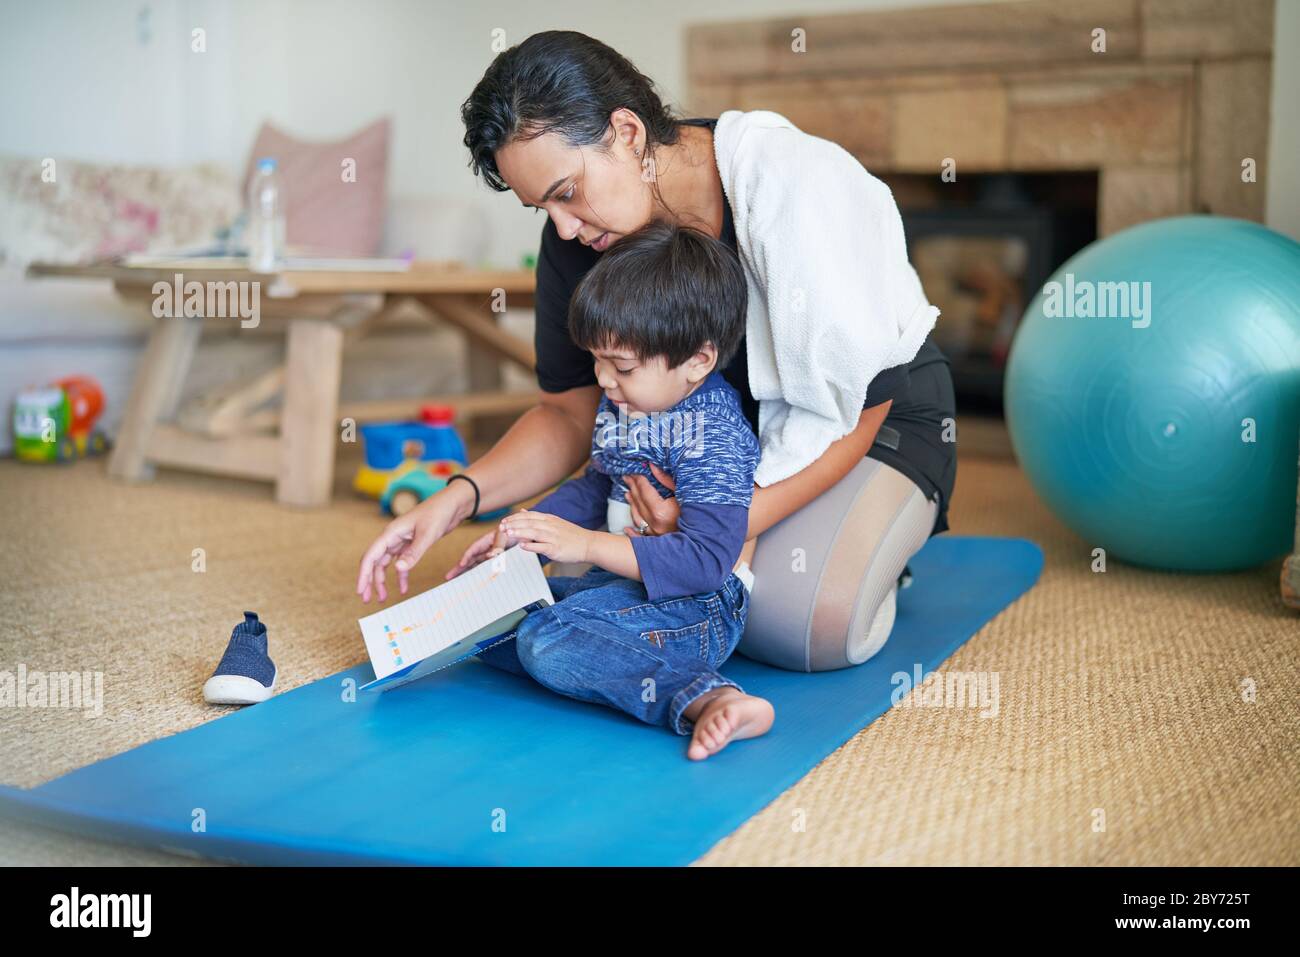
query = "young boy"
xmin=460 ymin=222 xmax=773 ymax=760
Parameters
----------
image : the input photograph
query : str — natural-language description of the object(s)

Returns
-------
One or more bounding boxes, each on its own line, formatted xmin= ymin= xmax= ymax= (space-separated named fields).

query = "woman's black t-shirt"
xmin=531 ymin=118 xmax=955 ymax=534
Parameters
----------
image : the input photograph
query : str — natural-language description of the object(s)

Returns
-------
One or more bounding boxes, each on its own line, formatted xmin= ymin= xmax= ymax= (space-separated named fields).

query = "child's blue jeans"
xmin=476 ymin=565 xmax=751 ymax=736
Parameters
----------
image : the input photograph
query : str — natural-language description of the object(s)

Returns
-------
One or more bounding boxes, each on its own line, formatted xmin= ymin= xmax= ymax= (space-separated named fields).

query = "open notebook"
xmin=357 ymin=545 xmax=554 ymax=692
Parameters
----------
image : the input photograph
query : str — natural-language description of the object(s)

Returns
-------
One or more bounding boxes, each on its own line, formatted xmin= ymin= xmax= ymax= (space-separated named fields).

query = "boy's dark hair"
xmin=568 ymin=221 xmax=748 ymax=371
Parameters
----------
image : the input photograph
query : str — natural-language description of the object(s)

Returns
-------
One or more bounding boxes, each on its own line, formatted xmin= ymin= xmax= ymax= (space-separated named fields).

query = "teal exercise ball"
xmin=1004 ymin=216 xmax=1300 ymax=572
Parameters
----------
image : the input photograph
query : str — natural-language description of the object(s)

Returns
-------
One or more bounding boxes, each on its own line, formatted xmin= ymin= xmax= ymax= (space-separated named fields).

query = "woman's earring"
xmin=640 ymin=150 xmax=656 ymax=183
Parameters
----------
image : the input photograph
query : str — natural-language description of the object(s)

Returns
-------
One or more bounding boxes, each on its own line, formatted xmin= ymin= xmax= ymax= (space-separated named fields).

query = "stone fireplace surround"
xmin=686 ymin=0 xmax=1274 ymax=236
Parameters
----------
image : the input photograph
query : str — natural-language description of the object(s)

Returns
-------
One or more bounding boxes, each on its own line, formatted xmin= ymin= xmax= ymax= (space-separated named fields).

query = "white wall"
xmin=0 ymin=0 xmax=232 ymax=165
xmin=221 ymin=0 xmax=1023 ymax=266
xmin=2 ymin=0 xmax=1296 ymax=266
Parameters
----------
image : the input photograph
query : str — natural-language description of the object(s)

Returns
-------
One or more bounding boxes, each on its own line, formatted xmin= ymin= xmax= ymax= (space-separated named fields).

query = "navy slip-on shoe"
xmin=203 ymin=611 xmax=277 ymax=705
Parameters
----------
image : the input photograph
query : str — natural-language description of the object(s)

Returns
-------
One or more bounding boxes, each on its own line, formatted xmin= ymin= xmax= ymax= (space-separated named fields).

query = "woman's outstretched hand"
xmin=624 ymin=463 xmax=680 ymax=537
xmin=356 ymin=487 xmax=472 ymax=603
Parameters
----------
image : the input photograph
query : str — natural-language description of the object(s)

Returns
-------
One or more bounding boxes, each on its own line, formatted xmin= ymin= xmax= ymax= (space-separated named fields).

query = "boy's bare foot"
xmin=684 ymin=687 xmax=774 ymax=761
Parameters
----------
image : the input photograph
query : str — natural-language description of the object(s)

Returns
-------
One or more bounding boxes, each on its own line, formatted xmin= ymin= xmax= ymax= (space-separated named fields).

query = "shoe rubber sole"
xmin=202 ymin=667 xmax=276 ymax=705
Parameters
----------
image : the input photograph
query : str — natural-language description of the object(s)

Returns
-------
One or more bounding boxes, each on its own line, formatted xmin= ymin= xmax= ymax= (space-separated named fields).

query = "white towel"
xmin=712 ymin=110 xmax=940 ymax=487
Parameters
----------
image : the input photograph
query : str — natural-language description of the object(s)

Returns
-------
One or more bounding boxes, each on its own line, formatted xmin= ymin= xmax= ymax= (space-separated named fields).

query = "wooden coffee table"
xmin=27 ymin=260 xmax=537 ymax=507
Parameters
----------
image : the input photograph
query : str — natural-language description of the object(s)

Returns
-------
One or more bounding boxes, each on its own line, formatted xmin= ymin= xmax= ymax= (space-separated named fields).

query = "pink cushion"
xmin=243 ymin=117 xmax=390 ymax=257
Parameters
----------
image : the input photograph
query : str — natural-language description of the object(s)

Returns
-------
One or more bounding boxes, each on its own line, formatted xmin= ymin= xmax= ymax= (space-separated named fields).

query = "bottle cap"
xmin=420 ymin=404 xmax=455 ymax=425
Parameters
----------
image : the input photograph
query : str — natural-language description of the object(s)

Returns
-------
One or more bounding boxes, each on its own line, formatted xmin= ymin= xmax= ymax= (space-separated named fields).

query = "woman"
xmin=357 ymin=30 xmax=957 ymax=672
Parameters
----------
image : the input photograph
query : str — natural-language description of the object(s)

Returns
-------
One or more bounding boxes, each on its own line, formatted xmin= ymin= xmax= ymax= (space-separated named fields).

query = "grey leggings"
xmin=550 ymin=457 xmax=938 ymax=674
xmin=741 ymin=457 xmax=937 ymax=672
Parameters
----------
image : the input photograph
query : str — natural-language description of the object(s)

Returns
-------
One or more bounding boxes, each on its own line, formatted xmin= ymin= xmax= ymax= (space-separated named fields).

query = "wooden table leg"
xmin=467 ymin=312 xmax=502 ymax=445
xmin=468 ymin=314 xmax=503 ymax=393
xmin=107 ymin=315 xmax=203 ymax=481
xmin=277 ymin=319 xmax=344 ymax=507
xmin=419 ymin=293 xmax=537 ymax=445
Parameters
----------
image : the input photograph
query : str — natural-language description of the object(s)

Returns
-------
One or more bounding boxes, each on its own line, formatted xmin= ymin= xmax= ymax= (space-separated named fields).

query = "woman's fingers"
xmin=393 ymin=530 xmax=431 ymax=575
xmin=626 ymin=473 xmax=677 ymax=532
xmin=647 ymin=462 xmax=676 ymax=491
xmin=624 ymin=475 xmax=654 ymax=525
xmin=358 ymin=520 xmax=416 ymax=602
xmin=395 ymin=551 xmax=414 ymax=596
xmin=467 ymin=530 xmax=495 ymax=559
xmin=357 ymin=536 xmax=394 ymax=599
xmin=371 ymin=551 xmax=393 ymax=603
xmin=447 ymin=531 xmax=495 ymax=580
xmin=393 ymin=530 xmax=436 ymax=596
xmin=647 ymin=489 xmax=675 ymax=524
xmin=359 ymin=542 xmax=394 ymax=603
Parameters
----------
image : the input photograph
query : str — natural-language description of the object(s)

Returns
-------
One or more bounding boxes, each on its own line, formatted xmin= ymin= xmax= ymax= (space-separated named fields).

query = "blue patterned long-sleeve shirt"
xmin=530 ymin=370 xmax=761 ymax=600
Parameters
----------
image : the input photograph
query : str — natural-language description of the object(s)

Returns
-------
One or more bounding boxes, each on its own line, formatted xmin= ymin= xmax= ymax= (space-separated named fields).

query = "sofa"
xmin=0 ymin=137 xmax=507 ymax=456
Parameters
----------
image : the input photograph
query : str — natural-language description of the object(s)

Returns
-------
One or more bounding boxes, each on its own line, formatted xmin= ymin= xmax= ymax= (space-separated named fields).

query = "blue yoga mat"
xmin=0 ymin=536 xmax=1041 ymax=865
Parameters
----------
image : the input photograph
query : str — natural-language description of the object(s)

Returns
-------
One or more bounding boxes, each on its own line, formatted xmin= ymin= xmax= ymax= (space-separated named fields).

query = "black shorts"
xmin=867 ymin=339 xmax=957 ymax=535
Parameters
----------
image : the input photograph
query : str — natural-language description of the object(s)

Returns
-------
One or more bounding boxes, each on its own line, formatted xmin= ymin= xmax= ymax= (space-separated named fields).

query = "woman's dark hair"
xmin=460 ymin=30 xmax=682 ymax=196
xmin=568 ymin=221 xmax=747 ymax=371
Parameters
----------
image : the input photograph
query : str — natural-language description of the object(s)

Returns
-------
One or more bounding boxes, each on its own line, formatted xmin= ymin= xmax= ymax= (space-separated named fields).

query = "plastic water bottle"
xmin=247 ymin=157 xmax=285 ymax=272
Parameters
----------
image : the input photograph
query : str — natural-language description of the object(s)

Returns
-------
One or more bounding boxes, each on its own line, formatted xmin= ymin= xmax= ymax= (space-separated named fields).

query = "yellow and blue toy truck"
xmin=353 ymin=404 xmax=508 ymax=519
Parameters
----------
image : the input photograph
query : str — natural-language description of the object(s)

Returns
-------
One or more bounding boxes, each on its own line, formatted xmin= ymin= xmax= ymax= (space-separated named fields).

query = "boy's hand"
xmin=498 ymin=509 xmax=592 ymax=564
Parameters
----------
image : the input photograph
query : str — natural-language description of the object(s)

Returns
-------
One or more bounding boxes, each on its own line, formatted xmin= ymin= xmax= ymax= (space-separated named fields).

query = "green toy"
xmin=13 ymin=375 xmax=108 ymax=463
